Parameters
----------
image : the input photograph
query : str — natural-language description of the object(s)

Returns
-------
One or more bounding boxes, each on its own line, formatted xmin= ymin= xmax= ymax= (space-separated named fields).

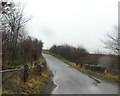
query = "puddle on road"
xmin=88 ymin=75 xmax=101 ymax=86
xmin=92 ymin=82 xmax=100 ymax=86
xmin=68 ymin=65 xmax=72 ymax=68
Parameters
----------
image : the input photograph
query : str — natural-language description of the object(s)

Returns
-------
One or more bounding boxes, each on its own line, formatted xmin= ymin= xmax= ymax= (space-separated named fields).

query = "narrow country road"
xmin=43 ymin=54 xmax=118 ymax=94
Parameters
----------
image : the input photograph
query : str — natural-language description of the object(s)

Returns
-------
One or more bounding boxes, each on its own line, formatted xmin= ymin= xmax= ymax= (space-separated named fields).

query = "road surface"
xmin=43 ymin=54 xmax=119 ymax=94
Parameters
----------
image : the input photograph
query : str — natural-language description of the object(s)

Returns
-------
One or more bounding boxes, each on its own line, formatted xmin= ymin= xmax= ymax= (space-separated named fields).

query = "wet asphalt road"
xmin=43 ymin=54 xmax=119 ymax=94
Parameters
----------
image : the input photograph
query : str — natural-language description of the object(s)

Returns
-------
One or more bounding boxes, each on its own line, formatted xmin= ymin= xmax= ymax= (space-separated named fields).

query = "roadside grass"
xmin=2 ymin=56 xmax=51 ymax=95
xmin=20 ymin=70 xmax=50 ymax=94
xmin=42 ymin=50 xmax=50 ymax=54
xmin=43 ymin=51 xmax=119 ymax=83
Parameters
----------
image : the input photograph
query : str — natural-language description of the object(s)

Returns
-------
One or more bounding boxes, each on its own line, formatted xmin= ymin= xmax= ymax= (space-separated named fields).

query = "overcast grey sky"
xmin=22 ymin=0 xmax=118 ymax=53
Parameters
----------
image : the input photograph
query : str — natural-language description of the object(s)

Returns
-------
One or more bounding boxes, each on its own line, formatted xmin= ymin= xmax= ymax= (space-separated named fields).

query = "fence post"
xmin=23 ymin=65 xmax=29 ymax=83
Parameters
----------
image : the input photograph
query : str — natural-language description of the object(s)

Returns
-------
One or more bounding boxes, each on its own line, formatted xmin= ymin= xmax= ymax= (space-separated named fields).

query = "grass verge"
xmin=2 ymin=55 xmax=52 ymax=95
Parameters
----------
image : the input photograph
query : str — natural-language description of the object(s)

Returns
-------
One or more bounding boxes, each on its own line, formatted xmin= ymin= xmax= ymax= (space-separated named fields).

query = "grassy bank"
xmin=2 ymin=56 xmax=52 ymax=95
xmin=43 ymin=50 xmax=119 ymax=84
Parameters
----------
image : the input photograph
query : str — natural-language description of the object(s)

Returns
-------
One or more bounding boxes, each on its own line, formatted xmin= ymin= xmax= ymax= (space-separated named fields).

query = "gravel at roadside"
xmin=40 ymin=68 xmax=56 ymax=95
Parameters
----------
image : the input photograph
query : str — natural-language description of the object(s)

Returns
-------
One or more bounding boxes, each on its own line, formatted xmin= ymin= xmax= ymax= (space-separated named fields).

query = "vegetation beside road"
xmin=2 ymin=56 xmax=52 ymax=95
xmin=1 ymin=1 xmax=55 ymax=95
xmin=1 ymin=0 xmax=43 ymax=70
xmin=43 ymin=50 xmax=119 ymax=83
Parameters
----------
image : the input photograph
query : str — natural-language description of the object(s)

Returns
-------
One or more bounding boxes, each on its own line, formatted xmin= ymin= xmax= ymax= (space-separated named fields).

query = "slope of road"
xmin=43 ymin=54 xmax=119 ymax=94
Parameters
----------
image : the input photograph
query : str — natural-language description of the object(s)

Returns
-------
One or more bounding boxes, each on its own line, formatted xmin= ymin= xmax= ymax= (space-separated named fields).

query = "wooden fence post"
xmin=23 ymin=65 xmax=29 ymax=83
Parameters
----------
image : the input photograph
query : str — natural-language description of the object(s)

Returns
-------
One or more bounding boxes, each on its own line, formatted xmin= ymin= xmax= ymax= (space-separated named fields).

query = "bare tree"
xmin=0 ymin=0 xmax=30 ymax=63
xmin=103 ymin=26 xmax=120 ymax=55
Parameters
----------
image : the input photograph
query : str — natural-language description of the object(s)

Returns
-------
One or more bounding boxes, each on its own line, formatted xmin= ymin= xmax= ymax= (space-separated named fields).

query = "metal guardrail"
xmin=1 ymin=67 xmax=24 ymax=81
xmin=0 ymin=68 xmax=23 ymax=73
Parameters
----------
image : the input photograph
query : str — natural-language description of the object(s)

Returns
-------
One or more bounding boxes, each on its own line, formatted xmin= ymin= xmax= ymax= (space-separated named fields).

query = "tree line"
xmin=50 ymin=44 xmax=89 ymax=63
xmin=0 ymin=1 xmax=43 ymax=68
xmin=49 ymin=44 xmax=118 ymax=72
